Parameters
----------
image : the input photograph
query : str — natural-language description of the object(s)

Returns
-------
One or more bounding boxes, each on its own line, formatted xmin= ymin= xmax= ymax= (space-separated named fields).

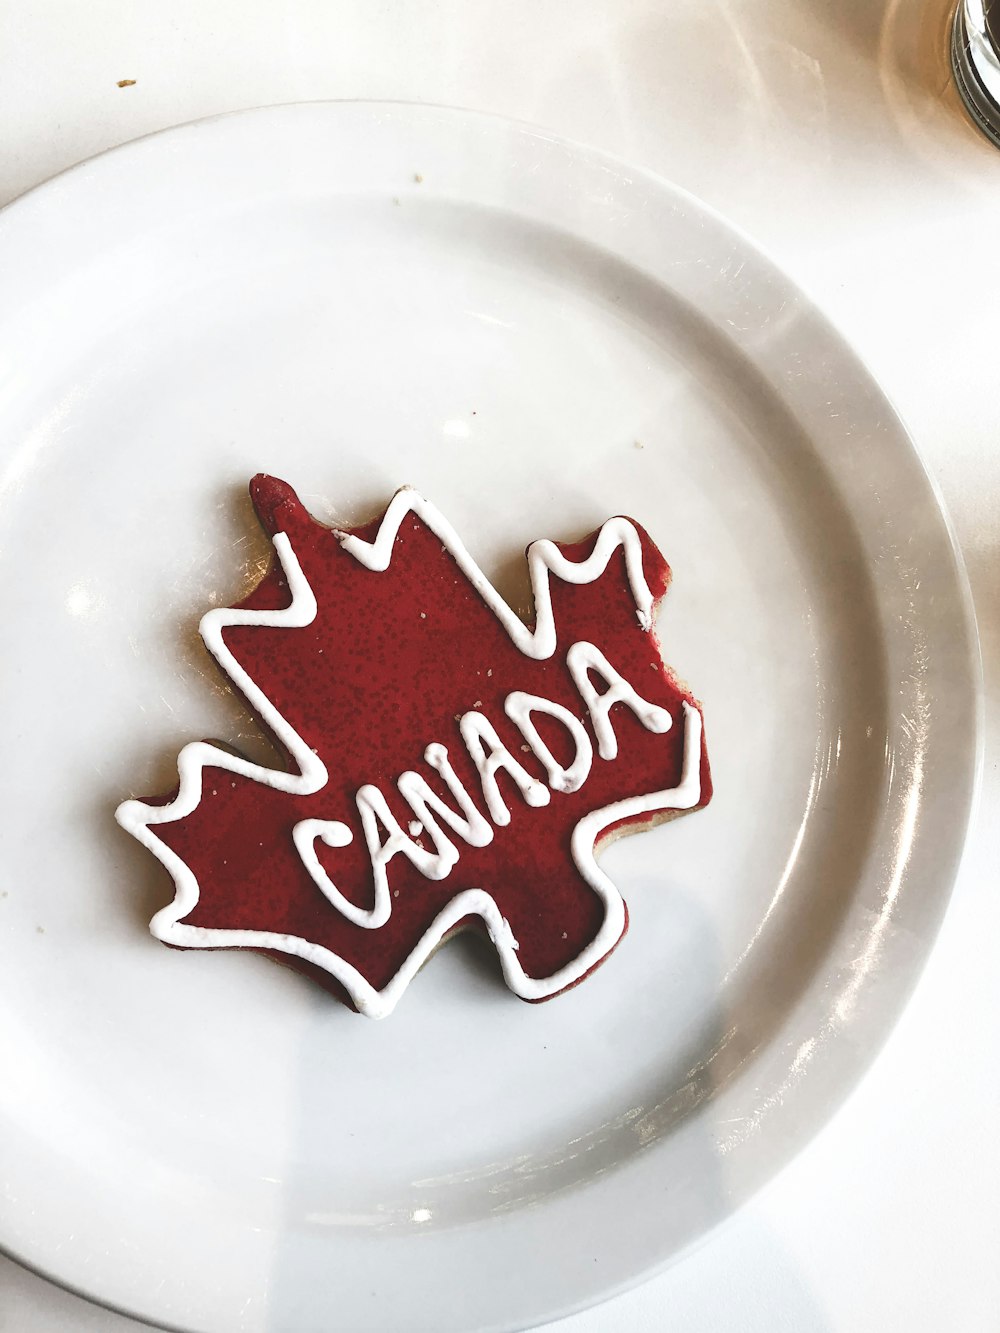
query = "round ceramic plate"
xmin=0 ymin=104 xmax=980 ymax=1333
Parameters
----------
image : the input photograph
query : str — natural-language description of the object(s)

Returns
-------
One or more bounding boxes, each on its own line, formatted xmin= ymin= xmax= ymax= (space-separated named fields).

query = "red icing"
xmin=143 ymin=477 xmax=712 ymax=1008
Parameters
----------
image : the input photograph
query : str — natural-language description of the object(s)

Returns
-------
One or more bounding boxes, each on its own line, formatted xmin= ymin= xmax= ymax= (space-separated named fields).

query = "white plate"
xmin=0 ymin=104 xmax=980 ymax=1333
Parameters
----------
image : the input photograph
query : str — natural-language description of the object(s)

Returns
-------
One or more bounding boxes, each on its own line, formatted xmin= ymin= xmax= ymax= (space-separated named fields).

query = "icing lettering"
xmin=355 ymin=783 xmax=451 ymax=928
xmin=397 ymin=743 xmax=494 ymax=856
xmin=504 ymin=690 xmax=592 ymax=794
xmin=458 ymin=710 xmax=550 ymax=825
xmin=330 ymin=645 xmax=677 ymax=907
xmin=292 ymin=818 xmax=366 ymax=924
xmin=566 ymin=641 xmax=672 ymax=760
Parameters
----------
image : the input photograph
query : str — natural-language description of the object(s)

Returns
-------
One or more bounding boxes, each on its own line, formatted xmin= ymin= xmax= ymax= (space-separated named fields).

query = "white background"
xmin=1 ymin=1 xmax=998 ymax=1329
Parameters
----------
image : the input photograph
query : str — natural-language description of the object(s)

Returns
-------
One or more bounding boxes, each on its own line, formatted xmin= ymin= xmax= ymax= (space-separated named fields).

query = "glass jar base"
xmin=952 ymin=4 xmax=1000 ymax=147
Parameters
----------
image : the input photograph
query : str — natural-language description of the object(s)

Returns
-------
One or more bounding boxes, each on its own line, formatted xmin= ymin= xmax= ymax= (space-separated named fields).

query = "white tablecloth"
xmin=2 ymin=2 xmax=997 ymax=1329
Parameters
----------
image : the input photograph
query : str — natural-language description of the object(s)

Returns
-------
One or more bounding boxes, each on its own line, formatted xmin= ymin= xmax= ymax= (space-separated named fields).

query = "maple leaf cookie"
xmin=116 ymin=477 xmax=712 ymax=1017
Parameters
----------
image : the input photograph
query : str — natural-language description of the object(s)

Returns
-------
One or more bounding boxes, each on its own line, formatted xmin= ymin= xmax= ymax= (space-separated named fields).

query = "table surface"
xmin=1 ymin=2 xmax=998 ymax=1330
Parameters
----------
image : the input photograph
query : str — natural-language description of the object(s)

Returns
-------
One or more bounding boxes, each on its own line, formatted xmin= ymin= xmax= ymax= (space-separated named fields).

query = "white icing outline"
xmin=337 ymin=487 xmax=657 ymax=647
xmin=116 ymin=493 xmax=704 ymax=1020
